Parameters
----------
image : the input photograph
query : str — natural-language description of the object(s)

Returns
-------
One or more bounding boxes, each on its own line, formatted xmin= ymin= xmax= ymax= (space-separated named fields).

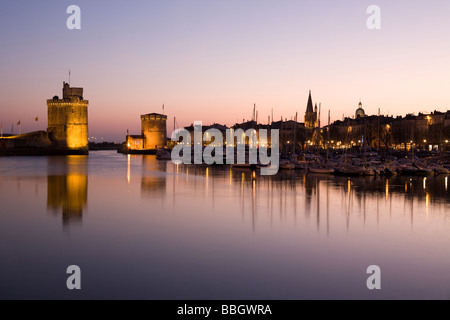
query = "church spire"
xmin=306 ymin=90 xmax=314 ymax=113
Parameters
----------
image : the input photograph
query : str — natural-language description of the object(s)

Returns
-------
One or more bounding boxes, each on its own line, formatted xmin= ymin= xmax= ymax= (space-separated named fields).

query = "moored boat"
xmin=156 ymin=148 xmax=172 ymax=160
xmin=308 ymin=166 xmax=334 ymax=174
xmin=279 ymin=160 xmax=295 ymax=170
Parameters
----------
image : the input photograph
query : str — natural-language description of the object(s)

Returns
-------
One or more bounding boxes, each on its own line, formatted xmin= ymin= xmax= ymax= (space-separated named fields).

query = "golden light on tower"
xmin=47 ymin=82 xmax=89 ymax=154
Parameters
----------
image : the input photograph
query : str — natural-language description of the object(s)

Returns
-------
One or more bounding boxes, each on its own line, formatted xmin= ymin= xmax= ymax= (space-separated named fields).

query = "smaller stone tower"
xmin=141 ymin=113 xmax=167 ymax=150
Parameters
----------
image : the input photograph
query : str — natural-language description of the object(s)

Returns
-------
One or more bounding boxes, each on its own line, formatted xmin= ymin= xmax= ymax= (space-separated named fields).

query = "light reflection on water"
xmin=47 ymin=156 xmax=88 ymax=227
xmin=0 ymin=151 xmax=449 ymax=299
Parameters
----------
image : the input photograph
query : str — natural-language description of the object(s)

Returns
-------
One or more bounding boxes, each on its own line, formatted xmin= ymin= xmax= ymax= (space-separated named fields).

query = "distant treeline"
xmin=89 ymin=142 xmax=121 ymax=150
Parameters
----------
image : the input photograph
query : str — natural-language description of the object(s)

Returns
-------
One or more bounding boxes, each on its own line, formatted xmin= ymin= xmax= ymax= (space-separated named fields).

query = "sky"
xmin=0 ymin=0 xmax=450 ymax=142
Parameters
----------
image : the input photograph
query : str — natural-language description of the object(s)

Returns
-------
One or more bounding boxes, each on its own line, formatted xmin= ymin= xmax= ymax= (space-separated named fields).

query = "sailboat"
xmin=279 ymin=159 xmax=295 ymax=170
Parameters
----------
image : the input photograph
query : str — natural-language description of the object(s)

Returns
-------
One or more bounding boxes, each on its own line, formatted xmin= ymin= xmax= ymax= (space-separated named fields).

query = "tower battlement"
xmin=47 ymin=100 xmax=89 ymax=107
xmin=141 ymin=113 xmax=167 ymax=121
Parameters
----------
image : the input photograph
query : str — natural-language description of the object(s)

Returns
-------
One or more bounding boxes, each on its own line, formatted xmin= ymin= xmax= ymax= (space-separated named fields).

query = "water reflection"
xmin=139 ymin=160 xmax=449 ymax=233
xmin=330 ymin=175 xmax=449 ymax=204
xmin=141 ymin=156 xmax=167 ymax=198
xmin=47 ymin=156 xmax=88 ymax=227
xmin=2 ymin=152 xmax=450 ymax=299
xmin=43 ymin=154 xmax=450 ymax=232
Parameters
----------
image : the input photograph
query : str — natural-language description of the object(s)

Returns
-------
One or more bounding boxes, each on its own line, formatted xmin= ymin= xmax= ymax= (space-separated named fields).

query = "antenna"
xmin=69 ymin=69 xmax=71 ymax=86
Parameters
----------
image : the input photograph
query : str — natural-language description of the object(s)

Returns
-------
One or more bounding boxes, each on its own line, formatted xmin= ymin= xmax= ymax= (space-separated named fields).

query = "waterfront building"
xmin=122 ymin=113 xmax=167 ymax=153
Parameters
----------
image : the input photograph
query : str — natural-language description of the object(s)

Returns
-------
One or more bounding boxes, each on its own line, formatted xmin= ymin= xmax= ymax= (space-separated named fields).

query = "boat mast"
xmin=293 ymin=112 xmax=297 ymax=156
xmin=317 ymin=103 xmax=321 ymax=158
xmin=327 ymin=109 xmax=330 ymax=162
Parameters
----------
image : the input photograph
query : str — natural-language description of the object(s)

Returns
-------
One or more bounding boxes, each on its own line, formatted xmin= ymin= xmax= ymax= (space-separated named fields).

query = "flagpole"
xmin=1 ymin=122 xmax=3 ymax=138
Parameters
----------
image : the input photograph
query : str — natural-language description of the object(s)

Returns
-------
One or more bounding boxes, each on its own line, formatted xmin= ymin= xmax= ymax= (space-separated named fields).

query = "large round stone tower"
xmin=47 ymin=82 xmax=89 ymax=154
xmin=141 ymin=113 xmax=167 ymax=150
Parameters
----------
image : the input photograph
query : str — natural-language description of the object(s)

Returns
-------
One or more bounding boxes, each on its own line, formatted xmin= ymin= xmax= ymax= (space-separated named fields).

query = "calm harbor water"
xmin=0 ymin=151 xmax=449 ymax=299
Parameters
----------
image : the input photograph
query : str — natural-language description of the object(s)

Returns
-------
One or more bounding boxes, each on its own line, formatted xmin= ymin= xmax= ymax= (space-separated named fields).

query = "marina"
xmin=154 ymin=145 xmax=450 ymax=178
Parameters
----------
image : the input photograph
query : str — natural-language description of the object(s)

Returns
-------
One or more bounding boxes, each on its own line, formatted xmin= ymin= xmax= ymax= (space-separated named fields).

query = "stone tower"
xmin=304 ymin=90 xmax=318 ymax=130
xmin=141 ymin=113 xmax=167 ymax=149
xmin=47 ymin=82 xmax=89 ymax=154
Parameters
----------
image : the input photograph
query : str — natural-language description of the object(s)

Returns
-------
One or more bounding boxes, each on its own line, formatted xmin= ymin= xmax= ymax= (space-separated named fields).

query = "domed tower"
xmin=47 ymin=82 xmax=89 ymax=154
xmin=304 ymin=91 xmax=318 ymax=130
xmin=355 ymin=101 xmax=366 ymax=118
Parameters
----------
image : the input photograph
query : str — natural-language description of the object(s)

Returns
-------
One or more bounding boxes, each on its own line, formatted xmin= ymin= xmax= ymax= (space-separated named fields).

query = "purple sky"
xmin=0 ymin=0 xmax=449 ymax=142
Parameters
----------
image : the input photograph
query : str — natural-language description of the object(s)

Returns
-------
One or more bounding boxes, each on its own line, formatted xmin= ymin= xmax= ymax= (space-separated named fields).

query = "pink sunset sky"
xmin=0 ymin=1 xmax=449 ymax=142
